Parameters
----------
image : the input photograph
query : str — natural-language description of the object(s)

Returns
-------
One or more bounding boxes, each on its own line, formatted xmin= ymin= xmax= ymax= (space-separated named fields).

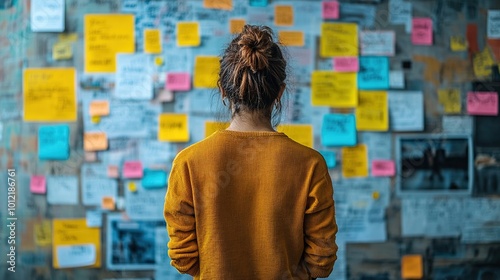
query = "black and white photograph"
xmin=396 ymin=134 xmax=473 ymax=196
xmin=107 ymin=214 xmax=166 ymax=270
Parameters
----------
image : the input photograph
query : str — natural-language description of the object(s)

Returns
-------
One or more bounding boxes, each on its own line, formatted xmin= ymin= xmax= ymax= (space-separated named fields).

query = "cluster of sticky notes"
xmin=142 ymin=169 xmax=168 ymax=189
xmin=438 ymin=89 xmax=461 ymax=114
xmin=144 ymin=29 xmax=162 ymax=54
xmin=358 ymin=57 xmax=389 ymax=89
xmin=84 ymin=132 xmax=108 ymax=151
xmin=341 ymin=145 xmax=368 ymax=178
xmin=123 ymin=161 xmax=143 ymax=179
xmin=467 ymin=92 xmax=498 ymax=116
xmin=177 ymin=22 xmax=201 ymax=47
xmin=30 ymin=175 xmax=47 ymax=194
xmin=166 ymin=72 xmax=191 ymax=91
xmin=356 ymin=91 xmax=388 ymax=131
xmin=159 ymin=113 xmax=190 ymax=142
xmin=412 ymin=17 xmax=433 ymax=45
xmin=322 ymin=1 xmax=339 ymax=20
xmin=334 ymin=57 xmax=359 ymax=72
xmin=321 ymin=22 xmax=358 ymax=57
xmin=38 ymin=125 xmax=70 ymax=160
xmin=277 ymin=124 xmax=313 ymax=148
xmin=371 ymin=160 xmax=396 ymax=177
xmin=311 ymin=71 xmax=358 ymax=107
xmin=194 ymin=56 xmax=220 ymax=88
xmin=321 ymin=114 xmax=356 ymax=146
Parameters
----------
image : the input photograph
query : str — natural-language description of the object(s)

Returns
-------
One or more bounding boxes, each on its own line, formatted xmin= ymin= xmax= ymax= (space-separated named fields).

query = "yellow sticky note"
xmin=277 ymin=124 xmax=313 ymax=148
xmin=177 ymin=22 xmax=201 ymax=47
xmin=58 ymin=33 xmax=78 ymax=42
xmin=84 ymin=132 xmax=108 ymax=151
xmin=311 ymin=71 xmax=358 ymax=108
xmin=341 ymin=145 xmax=368 ymax=178
xmin=23 ymin=68 xmax=77 ymax=122
xmin=52 ymin=219 xmax=101 ymax=268
xmin=275 ymin=5 xmax=294 ymax=26
xmin=438 ymin=89 xmax=461 ymax=114
xmin=194 ymin=56 xmax=220 ymax=88
xmin=53 ymin=41 xmax=73 ymax=60
xmin=473 ymin=48 xmax=495 ymax=78
xmin=450 ymin=36 xmax=467 ymax=51
xmin=84 ymin=14 xmax=135 ymax=73
xmin=204 ymin=0 xmax=232 ymax=10
xmin=230 ymin=19 xmax=246 ymax=34
xmin=144 ymin=29 xmax=162 ymax=54
xmin=401 ymin=255 xmax=423 ymax=279
xmin=356 ymin=91 xmax=388 ymax=131
xmin=34 ymin=220 xmax=52 ymax=247
xmin=89 ymin=100 xmax=110 ymax=116
xmin=101 ymin=196 xmax=115 ymax=210
xmin=128 ymin=181 xmax=137 ymax=192
xmin=158 ymin=113 xmax=190 ymax=142
xmin=205 ymin=121 xmax=230 ymax=138
xmin=279 ymin=31 xmax=304 ymax=47
xmin=321 ymin=22 xmax=358 ymax=57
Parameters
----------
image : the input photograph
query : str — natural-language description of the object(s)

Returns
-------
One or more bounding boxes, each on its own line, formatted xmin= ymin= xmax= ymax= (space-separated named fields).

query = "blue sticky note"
xmin=358 ymin=57 xmax=389 ymax=89
xmin=142 ymin=169 xmax=167 ymax=189
xmin=320 ymin=150 xmax=336 ymax=168
xmin=321 ymin=114 xmax=357 ymax=146
xmin=249 ymin=0 xmax=268 ymax=7
xmin=38 ymin=125 xmax=70 ymax=160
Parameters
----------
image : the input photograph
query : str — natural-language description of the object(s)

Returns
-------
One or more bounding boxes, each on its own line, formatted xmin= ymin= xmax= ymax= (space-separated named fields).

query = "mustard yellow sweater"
xmin=164 ymin=130 xmax=338 ymax=279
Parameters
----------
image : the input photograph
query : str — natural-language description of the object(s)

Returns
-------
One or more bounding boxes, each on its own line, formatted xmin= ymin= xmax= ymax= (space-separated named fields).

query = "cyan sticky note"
xmin=321 ymin=114 xmax=357 ymax=146
xmin=38 ymin=125 xmax=70 ymax=160
xmin=141 ymin=169 xmax=167 ymax=189
xmin=358 ymin=56 xmax=389 ymax=89
xmin=320 ymin=150 xmax=336 ymax=168
xmin=250 ymin=0 xmax=268 ymax=7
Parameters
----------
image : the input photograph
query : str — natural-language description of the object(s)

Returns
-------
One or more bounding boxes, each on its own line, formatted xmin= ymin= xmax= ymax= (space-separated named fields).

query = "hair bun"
xmin=237 ymin=25 xmax=274 ymax=73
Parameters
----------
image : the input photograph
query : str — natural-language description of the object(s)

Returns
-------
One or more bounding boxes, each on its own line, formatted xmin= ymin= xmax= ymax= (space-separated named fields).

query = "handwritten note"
xmin=230 ymin=19 xmax=246 ymax=34
xmin=123 ymin=161 xmax=144 ymax=179
xmin=275 ymin=5 xmax=294 ymax=26
xmin=358 ymin=57 xmax=389 ymax=89
xmin=177 ymin=22 xmax=201 ymax=47
xmin=34 ymin=220 xmax=51 ymax=246
xmin=277 ymin=124 xmax=313 ymax=148
xmin=321 ymin=23 xmax=358 ymax=57
xmin=52 ymin=41 xmax=72 ymax=60
xmin=412 ymin=17 xmax=433 ymax=45
xmin=47 ymin=176 xmax=78 ymax=205
xmin=144 ymin=29 xmax=162 ymax=54
xmin=321 ymin=114 xmax=357 ymax=146
xmin=166 ymin=72 xmax=191 ymax=91
xmin=450 ymin=36 xmax=467 ymax=51
xmin=388 ymin=91 xmax=424 ymax=131
xmin=38 ymin=124 xmax=70 ymax=160
xmin=31 ymin=0 xmax=64 ymax=32
xmin=322 ymin=1 xmax=339 ymax=19
xmin=204 ymin=0 xmax=232 ymax=10
xmin=311 ymin=71 xmax=358 ymax=108
xmin=401 ymin=255 xmax=423 ymax=279
xmin=83 ymin=132 xmax=108 ymax=151
xmin=205 ymin=121 xmax=230 ymax=138
xmin=30 ymin=175 xmax=47 ymax=194
xmin=320 ymin=150 xmax=336 ymax=168
xmin=115 ymin=54 xmax=152 ymax=99
xmin=89 ymin=100 xmax=110 ymax=116
xmin=438 ymin=89 xmax=461 ymax=114
xmin=23 ymin=68 xmax=77 ymax=122
xmin=194 ymin=56 xmax=220 ymax=88
xmin=467 ymin=92 xmax=498 ymax=116
xmin=333 ymin=57 xmax=359 ymax=72
xmin=158 ymin=113 xmax=190 ymax=142
xmin=53 ymin=219 xmax=101 ymax=268
xmin=81 ymin=173 xmax=118 ymax=206
xmin=371 ymin=160 xmax=395 ymax=177
xmin=488 ymin=10 xmax=500 ymax=39
xmin=142 ymin=169 xmax=168 ymax=189
xmin=360 ymin=31 xmax=395 ymax=56
xmin=473 ymin=48 xmax=495 ymax=78
xmin=84 ymin=14 xmax=135 ymax=73
xmin=278 ymin=31 xmax=304 ymax=47
xmin=356 ymin=91 xmax=388 ymax=131
xmin=341 ymin=145 xmax=368 ymax=178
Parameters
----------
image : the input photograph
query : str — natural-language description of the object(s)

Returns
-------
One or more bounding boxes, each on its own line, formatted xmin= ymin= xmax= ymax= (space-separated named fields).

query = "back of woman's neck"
xmin=226 ymin=114 xmax=275 ymax=132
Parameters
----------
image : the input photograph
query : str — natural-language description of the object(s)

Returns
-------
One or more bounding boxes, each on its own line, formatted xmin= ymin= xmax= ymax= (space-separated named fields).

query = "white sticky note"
xmin=31 ymin=0 xmax=65 ymax=32
xmin=56 ymin=244 xmax=96 ymax=268
xmin=389 ymin=70 xmax=405 ymax=89
xmin=47 ymin=176 xmax=79 ymax=205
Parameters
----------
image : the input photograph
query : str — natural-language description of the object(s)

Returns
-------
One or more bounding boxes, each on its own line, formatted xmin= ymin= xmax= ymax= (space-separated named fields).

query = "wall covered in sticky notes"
xmin=2 ymin=0 xmax=500 ymax=279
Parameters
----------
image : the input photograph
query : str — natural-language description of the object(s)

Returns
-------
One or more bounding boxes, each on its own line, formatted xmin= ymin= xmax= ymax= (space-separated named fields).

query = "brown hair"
xmin=218 ymin=25 xmax=287 ymax=122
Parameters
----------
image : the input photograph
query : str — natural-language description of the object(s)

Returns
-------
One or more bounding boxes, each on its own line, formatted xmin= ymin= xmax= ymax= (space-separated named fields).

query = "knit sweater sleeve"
xmin=164 ymin=159 xmax=199 ymax=276
xmin=303 ymin=163 xmax=338 ymax=278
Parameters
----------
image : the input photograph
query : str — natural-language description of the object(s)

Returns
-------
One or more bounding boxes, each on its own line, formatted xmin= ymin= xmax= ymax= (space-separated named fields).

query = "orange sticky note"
xmin=203 ymin=0 xmax=232 ymax=10
xmin=230 ymin=19 xmax=246 ymax=34
xmin=101 ymin=196 xmax=115 ymax=210
xmin=278 ymin=31 xmax=304 ymax=47
xmin=401 ymin=255 xmax=423 ymax=279
xmin=83 ymin=132 xmax=108 ymax=151
xmin=107 ymin=165 xmax=119 ymax=178
xmin=275 ymin=5 xmax=294 ymax=26
xmin=89 ymin=100 xmax=110 ymax=116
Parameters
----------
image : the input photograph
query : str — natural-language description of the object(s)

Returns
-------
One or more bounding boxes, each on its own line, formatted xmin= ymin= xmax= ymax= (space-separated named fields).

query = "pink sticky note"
xmin=30 ymin=175 xmax=46 ymax=194
xmin=467 ymin=92 xmax=498 ymax=116
xmin=371 ymin=160 xmax=395 ymax=177
xmin=333 ymin=57 xmax=359 ymax=72
xmin=123 ymin=161 xmax=144 ymax=179
xmin=166 ymin=72 xmax=191 ymax=91
xmin=322 ymin=1 xmax=339 ymax=19
xmin=412 ymin=18 xmax=433 ymax=45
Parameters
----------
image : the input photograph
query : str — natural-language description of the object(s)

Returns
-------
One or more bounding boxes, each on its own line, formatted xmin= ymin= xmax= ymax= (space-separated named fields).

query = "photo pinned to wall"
xmin=106 ymin=214 xmax=165 ymax=270
xmin=396 ymin=134 xmax=473 ymax=196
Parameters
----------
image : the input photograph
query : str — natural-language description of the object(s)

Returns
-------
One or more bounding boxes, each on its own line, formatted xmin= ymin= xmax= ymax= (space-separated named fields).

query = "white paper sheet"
xmin=389 ymin=0 xmax=412 ymax=33
xmin=86 ymin=210 xmax=103 ymax=228
xmin=487 ymin=10 xmax=500 ymax=39
xmin=389 ymin=70 xmax=405 ymax=89
xmin=360 ymin=31 xmax=395 ymax=56
xmin=388 ymin=91 xmax=424 ymax=131
xmin=56 ymin=244 xmax=96 ymax=268
xmin=31 ymin=0 xmax=65 ymax=32
xmin=125 ymin=181 xmax=166 ymax=220
xmin=442 ymin=116 xmax=473 ymax=134
xmin=115 ymin=54 xmax=153 ymax=100
xmin=47 ymin=176 xmax=79 ymax=205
